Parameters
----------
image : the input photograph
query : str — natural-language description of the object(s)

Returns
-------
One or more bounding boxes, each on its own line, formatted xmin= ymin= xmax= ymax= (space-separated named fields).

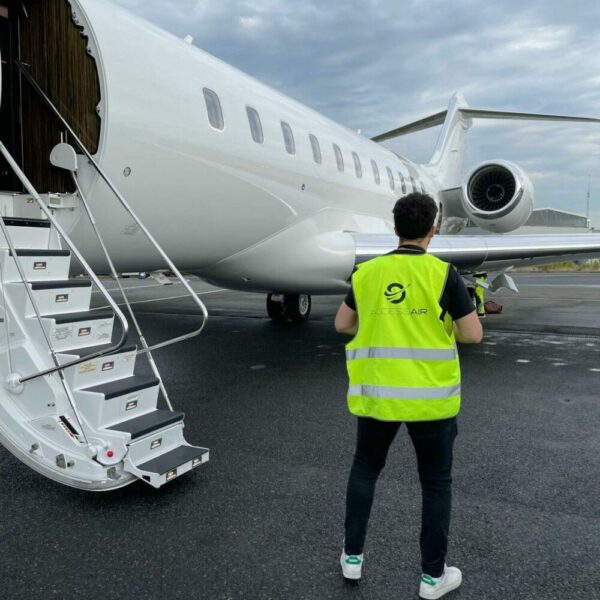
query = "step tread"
xmin=60 ymin=343 xmax=137 ymax=358
xmin=137 ymin=445 xmax=208 ymax=475
xmin=107 ymin=409 xmax=184 ymax=440
xmin=82 ymin=374 xmax=159 ymax=399
xmin=30 ymin=279 xmax=92 ymax=290
xmin=42 ymin=308 xmax=114 ymax=324
xmin=9 ymin=249 xmax=70 ymax=257
xmin=2 ymin=216 xmax=51 ymax=228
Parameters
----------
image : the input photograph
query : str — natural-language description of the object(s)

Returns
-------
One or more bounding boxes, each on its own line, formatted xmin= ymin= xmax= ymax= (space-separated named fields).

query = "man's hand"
xmin=335 ymin=302 xmax=358 ymax=335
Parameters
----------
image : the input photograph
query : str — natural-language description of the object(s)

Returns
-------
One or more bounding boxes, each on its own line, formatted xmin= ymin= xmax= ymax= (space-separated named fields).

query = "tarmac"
xmin=1 ymin=272 xmax=599 ymax=600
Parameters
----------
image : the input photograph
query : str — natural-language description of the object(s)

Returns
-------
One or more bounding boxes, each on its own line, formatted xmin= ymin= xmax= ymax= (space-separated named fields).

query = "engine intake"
xmin=462 ymin=160 xmax=534 ymax=233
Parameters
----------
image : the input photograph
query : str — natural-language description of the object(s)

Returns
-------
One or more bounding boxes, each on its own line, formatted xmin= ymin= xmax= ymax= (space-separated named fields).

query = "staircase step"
xmin=107 ymin=409 xmax=184 ymax=440
xmin=1 ymin=248 xmax=71 ymax=281
xmin=2 ymin=218 xmax=52 ymax=249
xmin=9 ymin=249 xmax=70 ymax=257
xmin=83 ymin=374 xmax=159 ymax=400
xmin=63 ymin=343 xmax=137 ymax=358
xmin=30 ymin=279 xmax=92 ymax=290
xmin=2 ymin=216 xmax=51 ymax=228
xmin=39 ymin=308 xmax=115 ymax=351
xmin=44 ymin=309 xmax=114 ymax=324
xmin=137 ymin=445 xmax=209 ymax=476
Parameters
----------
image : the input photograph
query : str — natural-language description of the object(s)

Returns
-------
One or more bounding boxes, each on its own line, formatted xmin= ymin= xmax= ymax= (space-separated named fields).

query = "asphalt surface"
xmin=1 ymin=273 xmax=599 ymax=600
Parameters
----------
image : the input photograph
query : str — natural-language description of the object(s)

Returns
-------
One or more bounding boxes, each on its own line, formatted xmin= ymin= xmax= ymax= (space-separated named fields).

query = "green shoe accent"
xmin=345 ymin=556 xmax=362 ymax=565
xmin=421 ymin=574 xmax=437 ymax=586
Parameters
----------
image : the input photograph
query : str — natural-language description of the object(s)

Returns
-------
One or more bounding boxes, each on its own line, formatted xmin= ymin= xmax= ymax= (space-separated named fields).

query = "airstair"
xmin=0 ymin=85 xmax=210 ymax=490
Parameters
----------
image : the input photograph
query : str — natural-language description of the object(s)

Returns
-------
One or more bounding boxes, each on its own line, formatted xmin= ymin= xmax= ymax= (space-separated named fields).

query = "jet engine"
xmin=461 ymin=160 xmax=534 ymax=233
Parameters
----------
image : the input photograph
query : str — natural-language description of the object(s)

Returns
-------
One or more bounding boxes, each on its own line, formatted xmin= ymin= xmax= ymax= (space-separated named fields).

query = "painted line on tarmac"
xmin=95 ymin=288 xmax=228 ymax=310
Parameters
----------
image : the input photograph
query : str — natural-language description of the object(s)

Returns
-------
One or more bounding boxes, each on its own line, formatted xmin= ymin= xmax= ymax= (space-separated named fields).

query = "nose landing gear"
xmin=266 ymin=293 xmax=312 ymax=323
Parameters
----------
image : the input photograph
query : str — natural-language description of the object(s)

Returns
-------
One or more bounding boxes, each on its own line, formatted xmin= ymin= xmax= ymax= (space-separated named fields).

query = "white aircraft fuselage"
xmin=50 ymin=0 xmax=435 ymax=294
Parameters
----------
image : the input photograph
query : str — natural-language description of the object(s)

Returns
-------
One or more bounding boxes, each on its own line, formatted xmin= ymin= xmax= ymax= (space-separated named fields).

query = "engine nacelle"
xmin=461 ymin=160 xmax=534 ymax=233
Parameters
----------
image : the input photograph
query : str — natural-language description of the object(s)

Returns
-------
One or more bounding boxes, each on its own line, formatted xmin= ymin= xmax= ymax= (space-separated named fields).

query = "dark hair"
xmin=393 ymin=193 xmax=438 ymax=240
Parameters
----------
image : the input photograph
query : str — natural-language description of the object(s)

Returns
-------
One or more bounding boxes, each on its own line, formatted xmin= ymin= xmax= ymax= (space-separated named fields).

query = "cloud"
xmin=112 ymin=0 xmax=600 ymax=226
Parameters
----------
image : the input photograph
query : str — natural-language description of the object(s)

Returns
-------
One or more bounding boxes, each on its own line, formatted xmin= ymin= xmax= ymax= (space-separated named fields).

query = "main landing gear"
xmin=266 ymin=293 xmax=312 ymax=323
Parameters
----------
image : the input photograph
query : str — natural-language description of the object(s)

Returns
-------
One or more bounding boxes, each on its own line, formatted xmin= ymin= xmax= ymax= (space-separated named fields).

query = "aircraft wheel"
xmin=285 ymin=294 xmax=312 ymax=322
xmin=266 ymin=294 xmax=288 ymax=322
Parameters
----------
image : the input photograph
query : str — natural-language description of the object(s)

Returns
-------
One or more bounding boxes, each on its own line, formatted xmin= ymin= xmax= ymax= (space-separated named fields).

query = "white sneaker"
xmin=340 ymin=551 xmax=363 ymax=580
xmin=419 ymin=565 xmax=462 ymax=599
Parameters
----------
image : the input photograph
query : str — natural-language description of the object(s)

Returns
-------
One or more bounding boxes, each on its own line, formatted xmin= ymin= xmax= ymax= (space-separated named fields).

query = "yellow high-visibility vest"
xmin=346 ymin=252 xmax=461 ymax=421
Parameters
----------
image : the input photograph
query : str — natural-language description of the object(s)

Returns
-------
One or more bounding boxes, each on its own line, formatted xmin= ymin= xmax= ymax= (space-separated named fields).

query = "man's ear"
xmin=430 ymin=225 xmax=437 ymax=238
xmin=394 ymin=226 xmax=400 ymax=238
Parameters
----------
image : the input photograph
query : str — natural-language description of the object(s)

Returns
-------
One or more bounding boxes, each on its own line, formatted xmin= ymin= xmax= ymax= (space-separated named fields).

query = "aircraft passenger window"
xmin=371 ymin=160 xmax=380 ymax=185
xmin=246 ymin=107 xmax=264 ymax=143
xmin=309 ymin=134 xmax=322 ymax=164
xmin=281 ymin=121 xmax=296 ymax=155
xmin=386 ymin=167 xmax=395 ymax=190
xmin=410 ymin=176 xmax=417 ymax=192
xmin=398 ymin=172 xmax=407 ymax=194
xmin=352 ymin=152 xmax=362 ymax=178
xmin=333 ymin=144 xmax=344 ymax=172
xmin=203 ymin=88 xmax=224 ymax=130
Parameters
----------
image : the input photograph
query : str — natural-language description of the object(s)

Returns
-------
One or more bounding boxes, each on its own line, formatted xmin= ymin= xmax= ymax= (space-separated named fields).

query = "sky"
xmin=114 ymin=0 xmax=600 ymax=226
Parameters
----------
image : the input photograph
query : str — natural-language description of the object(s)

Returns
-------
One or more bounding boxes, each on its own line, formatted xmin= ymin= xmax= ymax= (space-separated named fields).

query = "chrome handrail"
xmin=0 ymin=143 xmax=129 ymax=397
xmin=17 ymin=61 xmax=209 ymax=357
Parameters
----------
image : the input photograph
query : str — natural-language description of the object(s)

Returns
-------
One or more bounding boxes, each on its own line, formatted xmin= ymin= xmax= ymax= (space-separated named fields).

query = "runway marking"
xmin=552 ymin=363 xmax=567 ymax=367
xmin=590 ymin=368 xmax=600 ymax=373
xmin=516 ymin=359 xmax=531 ymax=363
xmin=585 ymin=343 xmax=597 ymax=347
xmin=94 ymin=288 xmax=228 ymax=310
xmin=250 ymin=365 xmax=266 ymax=370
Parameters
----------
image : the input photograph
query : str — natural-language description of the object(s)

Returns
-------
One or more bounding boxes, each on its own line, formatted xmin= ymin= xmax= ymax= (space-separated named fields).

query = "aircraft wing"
xmin=353 ymin=233 xmax=600 ymax=272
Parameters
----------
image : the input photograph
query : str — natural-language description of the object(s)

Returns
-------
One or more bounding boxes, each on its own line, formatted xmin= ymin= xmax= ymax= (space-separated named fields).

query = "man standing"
xmin=335 ymin=193 xmax=483 ymax=599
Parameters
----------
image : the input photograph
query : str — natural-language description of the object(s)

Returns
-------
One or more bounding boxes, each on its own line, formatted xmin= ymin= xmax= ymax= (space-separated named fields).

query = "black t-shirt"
xmin=344 ymin=245 xmax=474 ymax=321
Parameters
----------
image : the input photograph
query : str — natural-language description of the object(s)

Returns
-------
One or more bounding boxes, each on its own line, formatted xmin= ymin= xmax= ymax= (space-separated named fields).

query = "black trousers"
xmin=344 ymin=416 xmax=458 ymax=578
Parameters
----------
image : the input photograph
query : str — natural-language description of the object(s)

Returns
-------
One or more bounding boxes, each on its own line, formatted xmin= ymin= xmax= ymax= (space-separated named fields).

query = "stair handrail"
xmin=16 ymin=61 xmax=209 ymax=358
xmin=0 ymin=141 xmax=129 ymax=384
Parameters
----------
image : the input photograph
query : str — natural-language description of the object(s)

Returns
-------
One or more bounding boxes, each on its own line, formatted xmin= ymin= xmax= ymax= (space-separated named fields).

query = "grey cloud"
xmin=113 ymin=0 xmax=600 ymax=225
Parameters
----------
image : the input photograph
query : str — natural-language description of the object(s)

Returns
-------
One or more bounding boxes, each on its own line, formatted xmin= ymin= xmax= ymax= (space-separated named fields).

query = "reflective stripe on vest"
xmin=346 ymin=346 xmax=457 ymax=361
xmin=346 ymin=252 xmax=461 ymax=421
xmin=348 ymin=383 xmax=461 ymax=399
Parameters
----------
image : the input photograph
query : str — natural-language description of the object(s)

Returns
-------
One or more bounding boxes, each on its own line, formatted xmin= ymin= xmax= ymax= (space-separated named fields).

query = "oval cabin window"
xmin=386 ymin=167 xmax=395 ymax=190
xmin=281 ymin=121 xmax=296 ymax=155
xmin=333 ymin=144 xmax=344 ymax=172
xmin=353 ymin=152 xmax=362 ymax=178
xmin=371 ymin=160 xmax=380 ymax=185
xmin=246 ymin=107 xmax=264 ymax=143
xmin=309 ymin=134 xmax=322 ymax=164
xmin=203 ymin=88 xmax=224 ymax=130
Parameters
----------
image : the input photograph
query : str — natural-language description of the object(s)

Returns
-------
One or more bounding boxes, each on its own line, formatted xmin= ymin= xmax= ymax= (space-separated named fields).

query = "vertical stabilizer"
xmin=424 ymin=93 xmax=472 ymax=189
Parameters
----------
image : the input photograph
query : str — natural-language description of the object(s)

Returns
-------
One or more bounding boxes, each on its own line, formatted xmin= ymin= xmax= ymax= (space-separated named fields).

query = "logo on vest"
xmin=384 ymin=283 xmax=409 ymax=304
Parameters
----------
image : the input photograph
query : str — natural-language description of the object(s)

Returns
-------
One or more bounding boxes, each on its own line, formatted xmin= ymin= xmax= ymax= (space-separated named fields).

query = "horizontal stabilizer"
xmin=372 ymin=107 xmax=600 ymax=143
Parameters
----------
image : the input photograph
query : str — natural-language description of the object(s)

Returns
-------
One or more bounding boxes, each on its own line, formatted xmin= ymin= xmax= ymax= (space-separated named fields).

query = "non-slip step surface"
xmin=9 ymin=249 xmax=70 ymax=257
xmin=137 ymin=445 xmax=208 ymax=475
xmin=3 ymin=216 xmax=51 ymax=228
xmin=43 ymin=309 xmax=114 ymax=324
xmin=83 ymin=374 xmax=159 ymax=400
xmin=107 ymin=409 xmax=184 ymax=440
xmin=30 ymin=280 xmax=92 ymax=290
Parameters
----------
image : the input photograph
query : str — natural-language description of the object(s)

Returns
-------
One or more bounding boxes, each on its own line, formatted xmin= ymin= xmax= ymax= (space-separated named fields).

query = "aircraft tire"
xmin=285 ymin=294 xmax=312 ymax=322
xmin=267 ymin=294 xmax=289 ymax=322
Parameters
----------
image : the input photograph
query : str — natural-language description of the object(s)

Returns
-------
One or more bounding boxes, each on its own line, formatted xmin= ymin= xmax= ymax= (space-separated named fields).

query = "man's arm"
xmin=335 ymin=301 xmax=358 ymax=335
xmin=453 ymin=311 xmax=483 ymax=344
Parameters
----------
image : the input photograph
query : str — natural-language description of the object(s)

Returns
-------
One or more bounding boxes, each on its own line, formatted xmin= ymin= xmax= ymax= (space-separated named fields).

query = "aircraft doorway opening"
xmin=0 ymin=0 xmax=102 ymax=194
